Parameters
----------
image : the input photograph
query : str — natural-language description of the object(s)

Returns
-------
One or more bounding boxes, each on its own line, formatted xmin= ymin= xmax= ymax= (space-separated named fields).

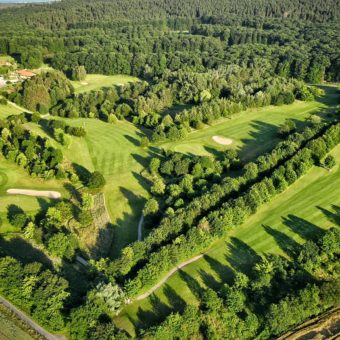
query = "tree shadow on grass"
xmin=238 ymin=120 xmax=282 ymax=162
xmin=203 ymin=146 xmax=225 ymax=159
xmin=226 ymin=237 xmax=261 ymax=275
xmin=198 ymin=269 xmax=220 ymax=290
xmin=262 ymin=224 xmax=301 ymax=258
xmin=72 ymin=162 xmax=91 ymax=185
xmin=6 ymin=204 xmax=24 ymax=221
xmin=282 ymin=214 xmax=325 ymax=242
xmin=132 ymin=171 xmax=153 ymax=193
xmin=63 ymin=182 xmax=82 ymax=202
xmin=203 ymin=254 xmax=234 ymax=285
xmin=163 ymin=284 xmax=187 ymax=312
xmin=131 ymin=153 xmax=151 ymax=169
xmin=316 ymin=205 xmax=340 ymax=226
xmin=0 ymin=235 xmax=53 ymax=269
xmin=178 ymin=269 xmax=203 ymax=300
xmin=136 ymin=294 xmax=172 ymax=329
xmin=124 ymin=134 xmax=140 ymax=147
xmin=109 ymin=188 xmax=146 ymax=258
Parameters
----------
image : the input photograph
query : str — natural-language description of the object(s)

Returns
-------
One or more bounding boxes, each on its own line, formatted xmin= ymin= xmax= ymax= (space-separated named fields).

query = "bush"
xmin=88 ymin=171 xmax=106 ymax=189
xmin=0 ymin=97 xmax=7 ymax=105
xmin=323 ymin=155 xmax=336 ymax=169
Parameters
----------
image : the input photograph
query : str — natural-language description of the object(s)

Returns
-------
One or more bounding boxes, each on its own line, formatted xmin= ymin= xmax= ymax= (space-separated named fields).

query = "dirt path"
xmin=134 ymin=254 xmax=204 ymax=301
xmin=137 ymin=215 xmax=144 ymax=241
xmin=7 ymin=189 xmax=61 ymax=199
xmin=0 ymin=296 xmax=66 ymax=340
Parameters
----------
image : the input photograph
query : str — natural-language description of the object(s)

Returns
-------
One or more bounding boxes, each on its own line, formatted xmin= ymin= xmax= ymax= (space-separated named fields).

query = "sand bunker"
xmin=80 ymin=81 xmax=88 ymax=85
xmin=7 ymin=189 xmax=61 ymax=199
xmin=212 ymin=136 xmax=233 ymax=145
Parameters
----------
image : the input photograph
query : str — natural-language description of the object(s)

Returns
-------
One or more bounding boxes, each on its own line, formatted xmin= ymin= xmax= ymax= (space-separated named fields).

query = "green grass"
xmin=0 ymin=310 xmax=34 ymax=340
xmin=160 ymin=86 xmax=338 ymax=162
xmin=32 ymin=118 xmax=151 ymax=256
xmin=0 ymin=157 xmax=68 ymax=233
xmin=0 ymin=101 xmax=25 ymax=119
xmin=71 ymin=74 xmax=140 ymax=94
xmin=115 ymin=144 xmax=340 ymax=336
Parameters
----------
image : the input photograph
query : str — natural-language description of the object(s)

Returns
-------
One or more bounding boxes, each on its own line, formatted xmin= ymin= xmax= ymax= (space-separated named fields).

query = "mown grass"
xmin=116 ymin=143 xmax=340 ymax=336
xmin=0 ymin=158 xmax=67 ymax=233
xmin=160 ymin=86 xmax=338 ymax=162
xmin=0 ymin=101 xmax=25 ymax=119
xmin=29 ymin=117 xmax=151 ymax=256
xmin=71 ymin=74 xmax=140 ymax=94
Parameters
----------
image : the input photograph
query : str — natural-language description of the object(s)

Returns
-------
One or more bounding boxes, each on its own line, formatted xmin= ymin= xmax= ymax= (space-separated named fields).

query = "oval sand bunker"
xmin=212 ymin=136 xmax=233 ymax=145
xmin=7 ymin=189 xmax=61 ymax=199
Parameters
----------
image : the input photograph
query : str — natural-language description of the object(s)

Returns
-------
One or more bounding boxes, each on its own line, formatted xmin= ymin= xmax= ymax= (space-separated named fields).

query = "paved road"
xmin=0 ymin=296 xmax=66 ymax=340
xmin=134 ymin=254 xmax=204 ymax=301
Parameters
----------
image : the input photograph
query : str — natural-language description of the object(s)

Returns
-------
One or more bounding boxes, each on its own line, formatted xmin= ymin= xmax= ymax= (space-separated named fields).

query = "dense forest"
xmin=0 ymin=0 xmax=339 ymax=339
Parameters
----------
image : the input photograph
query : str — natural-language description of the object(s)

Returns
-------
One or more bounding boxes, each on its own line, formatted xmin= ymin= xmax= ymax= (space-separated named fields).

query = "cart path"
xmin=137 ymin=215 xmax=144 ymax=241
xmin=134 ymin=254 xmax=204 ymax=301
xmin=0 ymin=296 xmax=66 ymax=340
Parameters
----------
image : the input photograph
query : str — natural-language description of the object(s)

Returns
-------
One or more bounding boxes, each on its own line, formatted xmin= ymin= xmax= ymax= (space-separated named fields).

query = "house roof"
xmin=16 ymin=69 xmax=36 ymax=77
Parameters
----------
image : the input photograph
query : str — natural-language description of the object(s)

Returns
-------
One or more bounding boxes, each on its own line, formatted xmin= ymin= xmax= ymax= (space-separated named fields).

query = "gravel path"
xmin=134 ymin=254 xmax=204 ymax=301
xmin=0 ymin=296 xmax=66 ymax=340
xmin=7 ymin=189 xmax=61 ymax=199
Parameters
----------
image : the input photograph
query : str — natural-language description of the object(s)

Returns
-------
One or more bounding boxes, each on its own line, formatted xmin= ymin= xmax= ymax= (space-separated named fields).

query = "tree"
xmin=278 ymin=119 xmax=296 ymax=136
xmin=71 ymin=65 xmax=87 ymax=81
xmin=95 ymin=282 xmax=125 ymax=315
xmin=47 ymin=233 xmax=77 ymax=259
xmin=323 ymin=155 xmax=336 ymax=169
xmin=149 ymin=158 xmax=161 ymax=174
xmin=151 ymin=178 xmax=166 ymax=195
xmin=143 ymin=198 xmax=159 ymax=216
xmin=88 ymin=171 xmax=106 ymax=189
xmin=140 ymin=136 xmax=149 ymax=147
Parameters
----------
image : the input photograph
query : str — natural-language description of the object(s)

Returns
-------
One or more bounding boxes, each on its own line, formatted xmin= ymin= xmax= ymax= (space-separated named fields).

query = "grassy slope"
xmin=51 ymin=118 xmax=150 ymax=256
xmin=71 ymin=74 xmax=140 ymax=94
xmin=0 ymin=310 xmax=34 ymax=340
xmin=116 ymin=143 xmax=340 ymax=335
xmin=0 ymin=101 xmax=25 ymax=119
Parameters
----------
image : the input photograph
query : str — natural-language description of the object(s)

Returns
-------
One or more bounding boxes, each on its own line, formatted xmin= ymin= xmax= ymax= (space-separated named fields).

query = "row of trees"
xmin=119 ymin=122 xmax=339 ymax=296
xmin=96 ymin=120 xmax=333 ymax=283
xmin=141 ymin=227 xmax=340 ymax=338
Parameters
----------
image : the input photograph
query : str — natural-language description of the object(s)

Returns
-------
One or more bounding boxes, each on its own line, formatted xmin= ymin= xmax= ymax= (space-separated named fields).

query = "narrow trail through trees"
xmin=134 ymin=254 xmax=204 ymax=301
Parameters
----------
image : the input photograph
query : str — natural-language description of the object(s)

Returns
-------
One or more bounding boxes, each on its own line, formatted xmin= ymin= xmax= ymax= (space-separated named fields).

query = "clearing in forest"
xmin=71 ymin=74 xmax=140 ymax=94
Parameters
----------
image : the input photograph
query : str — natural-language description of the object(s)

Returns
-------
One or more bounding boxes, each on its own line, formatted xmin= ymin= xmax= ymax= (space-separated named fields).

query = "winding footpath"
xmin=0 ymin=296 xmax=66 ymax=340
xmin=134 ymin=254 xmax=204 ymax=301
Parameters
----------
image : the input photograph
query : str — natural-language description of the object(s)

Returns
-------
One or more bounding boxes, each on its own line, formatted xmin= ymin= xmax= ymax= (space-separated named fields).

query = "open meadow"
xmin=71 ymin=74 xmax=140 ymax=94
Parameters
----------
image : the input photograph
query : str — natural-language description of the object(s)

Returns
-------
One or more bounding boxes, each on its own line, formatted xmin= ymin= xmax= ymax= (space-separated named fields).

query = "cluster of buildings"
xmin=0 ymin=59 xmax=36 ymax=88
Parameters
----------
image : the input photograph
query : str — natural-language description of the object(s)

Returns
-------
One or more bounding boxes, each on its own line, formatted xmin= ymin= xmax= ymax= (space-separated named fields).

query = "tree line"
xmin=141 ymin=227 xmax=340 ymax=339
